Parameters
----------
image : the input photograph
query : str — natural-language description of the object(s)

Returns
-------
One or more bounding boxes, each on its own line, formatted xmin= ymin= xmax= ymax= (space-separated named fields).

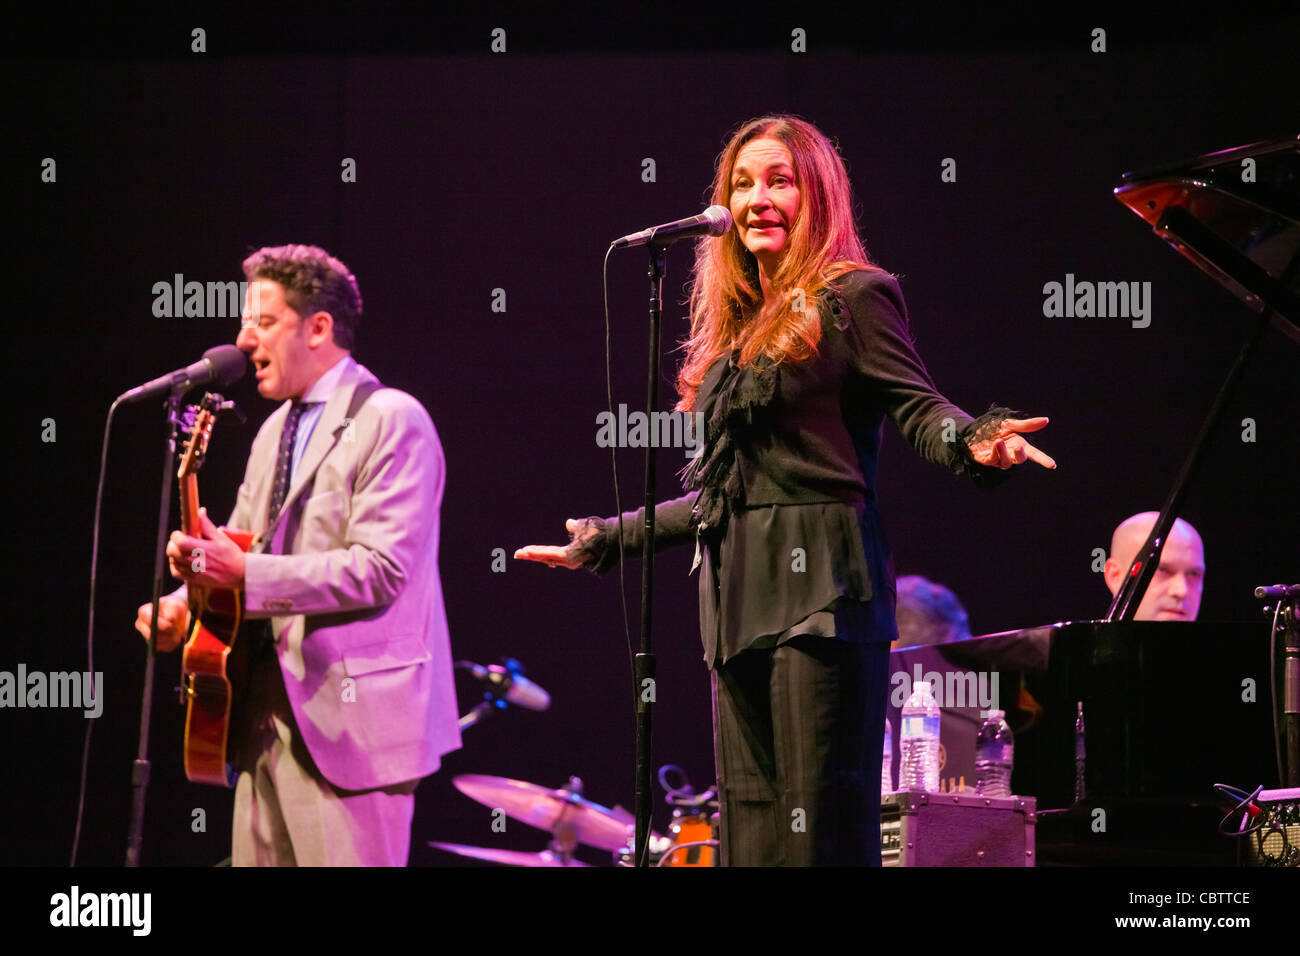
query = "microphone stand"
xmin=633 ymin=243 xmax=668 ymax=867
xmin=1258 ymin=585 xmax=1300 ymax=787
xmin=1284 ymin=595 xmax=1299 ymax=788
xmin=125 ymin=390 xmax=186 ymax=866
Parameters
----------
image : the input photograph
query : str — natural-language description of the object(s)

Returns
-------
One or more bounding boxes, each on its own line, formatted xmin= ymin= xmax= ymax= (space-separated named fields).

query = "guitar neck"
xmin=179 ymin=474 xmax=202 ymax=537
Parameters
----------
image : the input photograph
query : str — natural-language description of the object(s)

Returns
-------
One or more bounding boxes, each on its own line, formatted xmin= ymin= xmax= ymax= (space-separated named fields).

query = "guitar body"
xmin=173 ymin=394 xmax=261 ymax=788
xmin=181 ymin=527 xmax=256 ymax=787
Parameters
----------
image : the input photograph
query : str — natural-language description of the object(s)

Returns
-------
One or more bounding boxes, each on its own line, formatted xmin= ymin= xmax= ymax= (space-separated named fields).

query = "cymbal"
xmin=453 ymin=774 xmax=635 ymax=852
xmin=429 ymin=841 xmax=590 ymax=867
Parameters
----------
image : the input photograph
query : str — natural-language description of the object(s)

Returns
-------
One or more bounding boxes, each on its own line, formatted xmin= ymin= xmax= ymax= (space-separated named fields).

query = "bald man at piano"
xmin=1102 ymin=512 xmax=1205 ymax=621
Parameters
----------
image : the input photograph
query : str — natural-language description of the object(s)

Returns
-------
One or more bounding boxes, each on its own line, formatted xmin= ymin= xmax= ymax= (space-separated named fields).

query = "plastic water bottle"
xmin=881 ymin=717 xmax=894 ymax=795
xmin=975 ymin=709 xmax=1014 ymax=798
xmin=899 ymin=681 xmax=940 ymax=791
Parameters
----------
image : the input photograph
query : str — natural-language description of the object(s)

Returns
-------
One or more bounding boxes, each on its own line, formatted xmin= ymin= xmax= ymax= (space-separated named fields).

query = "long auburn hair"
xmin=675 ymin=115 xmax=877 ymax=411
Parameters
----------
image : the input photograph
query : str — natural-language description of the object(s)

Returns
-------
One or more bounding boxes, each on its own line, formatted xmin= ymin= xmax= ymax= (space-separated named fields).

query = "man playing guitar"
xmin=134 ymin=244 xmax=460 ymax=866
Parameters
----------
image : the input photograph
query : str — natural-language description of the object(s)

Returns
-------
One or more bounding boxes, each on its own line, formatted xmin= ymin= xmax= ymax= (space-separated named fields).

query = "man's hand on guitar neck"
xmin=166 ymin=507 xmax=248 ymax=592
xmin=134 ymin=596 xmax=190 ymax=652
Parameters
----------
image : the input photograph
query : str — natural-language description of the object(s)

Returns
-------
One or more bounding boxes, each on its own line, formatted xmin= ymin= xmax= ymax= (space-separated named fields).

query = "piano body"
xmin=894 ymin=621 xmax=1278 ymax=864
xmin=886 ymin=133 xmax=1298 ymax=864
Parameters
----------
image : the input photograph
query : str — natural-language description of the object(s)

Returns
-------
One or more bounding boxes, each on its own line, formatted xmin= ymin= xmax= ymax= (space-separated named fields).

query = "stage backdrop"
xmin=5 ymin=12 xmax=1297 ymax=865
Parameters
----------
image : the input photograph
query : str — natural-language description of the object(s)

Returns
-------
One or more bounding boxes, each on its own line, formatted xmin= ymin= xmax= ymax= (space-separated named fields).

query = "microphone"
xmin=456 ymin=659 xmax=551 ymax=712
xmin=1255 ymin=584 xmax=1300 ymax=600
xmin=118 ymin=345 xmax=251 ymax=405
xmin=612 ymin=205 xmax=733 ymax=249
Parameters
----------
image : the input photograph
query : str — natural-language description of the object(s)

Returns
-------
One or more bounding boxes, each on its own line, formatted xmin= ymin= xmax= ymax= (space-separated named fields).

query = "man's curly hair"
xmin=242 ymin=244 xmax=362 ymax=350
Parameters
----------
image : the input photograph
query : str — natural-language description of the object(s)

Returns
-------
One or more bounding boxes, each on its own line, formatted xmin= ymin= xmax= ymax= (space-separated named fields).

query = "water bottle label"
xmin=901 ymin=716 xmax=940 ymax=738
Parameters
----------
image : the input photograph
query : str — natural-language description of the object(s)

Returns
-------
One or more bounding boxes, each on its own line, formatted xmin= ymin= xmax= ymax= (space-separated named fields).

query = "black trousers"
xmin=710 ymin=636 xmax=890 ymax=866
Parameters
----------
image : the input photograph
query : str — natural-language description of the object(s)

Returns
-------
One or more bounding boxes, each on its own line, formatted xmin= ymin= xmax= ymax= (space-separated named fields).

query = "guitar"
xmin=176 ymin=393 xmax=256 ymax=787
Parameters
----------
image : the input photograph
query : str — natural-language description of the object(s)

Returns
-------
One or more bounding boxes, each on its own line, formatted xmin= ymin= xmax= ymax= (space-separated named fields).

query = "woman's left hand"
xmin=966 ymin=416 xmax=1056 ymax=470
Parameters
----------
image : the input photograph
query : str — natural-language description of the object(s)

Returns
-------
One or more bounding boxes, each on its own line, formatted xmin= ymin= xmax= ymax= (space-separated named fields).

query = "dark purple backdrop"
xmin=6 ymin=10 xmax=1297 ymax=867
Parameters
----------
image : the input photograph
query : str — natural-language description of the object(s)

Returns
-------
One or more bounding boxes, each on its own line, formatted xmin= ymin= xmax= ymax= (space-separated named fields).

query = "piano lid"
xmin=1114 ymin=133 xmax=1300 ymax=342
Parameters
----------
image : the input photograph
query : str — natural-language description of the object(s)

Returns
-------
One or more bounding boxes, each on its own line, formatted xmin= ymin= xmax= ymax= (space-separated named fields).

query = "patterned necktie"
xmin=266 ymin=401 xmax=319 ymax=525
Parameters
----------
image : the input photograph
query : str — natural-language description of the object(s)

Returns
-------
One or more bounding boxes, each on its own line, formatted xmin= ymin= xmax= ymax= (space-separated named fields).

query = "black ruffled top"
xmin=572 ymin=268 xmax=1013 ymax=667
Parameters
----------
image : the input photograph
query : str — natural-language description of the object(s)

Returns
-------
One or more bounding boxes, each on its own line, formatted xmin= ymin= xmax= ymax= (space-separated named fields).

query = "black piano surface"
xmin=890 ymin=620 xmax=1279 ymax=864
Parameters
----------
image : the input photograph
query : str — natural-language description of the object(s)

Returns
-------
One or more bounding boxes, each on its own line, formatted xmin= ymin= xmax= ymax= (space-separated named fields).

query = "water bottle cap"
xmin=984 ymin=709 xmax=1005 ymax=720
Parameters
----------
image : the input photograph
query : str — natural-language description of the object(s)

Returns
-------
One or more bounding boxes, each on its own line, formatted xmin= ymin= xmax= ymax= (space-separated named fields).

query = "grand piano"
xmin=890 ymin=133 xmax=1299 ymax=866
xmin=900 ymin=619 xmax=1279 ymax=864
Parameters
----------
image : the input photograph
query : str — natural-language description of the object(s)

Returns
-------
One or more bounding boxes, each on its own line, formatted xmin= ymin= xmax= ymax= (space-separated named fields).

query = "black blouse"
xmin=577 ymin=267 xmax=1009 ymax=666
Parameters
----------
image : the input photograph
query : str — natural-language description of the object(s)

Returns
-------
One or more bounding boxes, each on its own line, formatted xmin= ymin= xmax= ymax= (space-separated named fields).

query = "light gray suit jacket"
xmin=191 ymin=359 xmax=462 ymax=791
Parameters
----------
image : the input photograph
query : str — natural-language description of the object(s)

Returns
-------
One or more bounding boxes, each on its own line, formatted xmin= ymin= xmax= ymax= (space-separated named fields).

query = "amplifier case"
xmin=1239 ymin=787 xmax=1300 ymax=867
xmin=881 ymin=789 xmax=1037 ymax=866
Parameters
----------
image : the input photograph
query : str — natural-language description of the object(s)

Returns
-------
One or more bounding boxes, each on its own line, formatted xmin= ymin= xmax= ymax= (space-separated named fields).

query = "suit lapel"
xmin=257 ymin=361 xmax=382 ymax=548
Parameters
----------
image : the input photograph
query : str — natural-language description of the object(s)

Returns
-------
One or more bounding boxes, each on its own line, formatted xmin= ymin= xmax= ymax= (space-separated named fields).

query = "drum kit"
xmin=430 ymin=767 xmax=719 ymax=867
xmin=445 ymin=657 xmax=719 ymax=866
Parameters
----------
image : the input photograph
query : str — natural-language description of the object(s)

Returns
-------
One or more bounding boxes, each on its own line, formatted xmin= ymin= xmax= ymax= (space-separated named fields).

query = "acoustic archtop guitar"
xmin=176 ymin=393 xmax=256 ymax=787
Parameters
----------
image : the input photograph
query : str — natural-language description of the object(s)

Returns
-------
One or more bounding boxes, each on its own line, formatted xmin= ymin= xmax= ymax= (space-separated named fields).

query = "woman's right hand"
xmin=514 ymin=518 xmax=600 ymax=570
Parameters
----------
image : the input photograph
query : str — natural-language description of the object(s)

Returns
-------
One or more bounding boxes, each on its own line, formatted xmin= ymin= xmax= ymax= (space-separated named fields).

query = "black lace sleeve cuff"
xmin=566 ymin=516 xmax=613 ymax=574
xmin=568 ymin=495 xmax=699 ymax=574
xmin=955 ymin=404 xmax=1021 ymax=488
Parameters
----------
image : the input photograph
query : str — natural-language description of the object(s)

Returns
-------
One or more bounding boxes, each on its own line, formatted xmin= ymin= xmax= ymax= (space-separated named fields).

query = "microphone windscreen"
xmin=703 ymin=205 xmax=733 ymax=235
xmin=203 ymin=344 xmax=252 ymax=386
xmin=508 ymin=676 xmax=552 ymax=712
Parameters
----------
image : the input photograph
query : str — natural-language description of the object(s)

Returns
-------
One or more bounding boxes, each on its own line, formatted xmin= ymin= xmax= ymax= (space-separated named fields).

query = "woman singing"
xmin=516 ymin=115 xmax=1054 ymax=865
